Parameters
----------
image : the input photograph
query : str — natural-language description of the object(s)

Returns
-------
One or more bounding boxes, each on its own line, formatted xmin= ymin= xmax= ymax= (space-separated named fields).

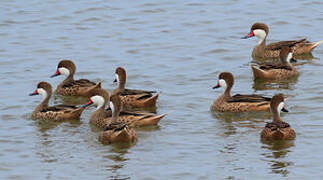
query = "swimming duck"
xmin=112 ymin=67 xmax=159 ymax=110
xmin=212 ymin=72 xmax=272 ymax=112
xmin=81 ymin=91 xmax=167 ymax=128
xmin=50 ymin=60 xmax=101 ymax=97
xmin=98 ymin=122 xmax=137 ymax=144
xmin=29 ymin=81 xmax=85 ymax=121
xmin=261 ymin=94 xmax=295 ymax=140
xmin=242 ymin=22 xmax=323 ymax=59
xmin=251 ymin=46 xmax=299 ymax=80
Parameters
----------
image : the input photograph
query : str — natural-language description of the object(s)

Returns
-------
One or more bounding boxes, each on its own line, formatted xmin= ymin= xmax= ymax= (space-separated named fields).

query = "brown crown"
xmin=57 ymin=60 xmax=76 ymax=72
xmin=219 ymin=72 xmax=234 ymax=87
xmin=251 ymin=22 xmax=269 ymax=35
xmin=270 ymin=93 xmax=284 ymax=109
xmin=89 ymin=89 xmax=110 ymax=102
xmin=37 ymin=81 xmax=52 ymax=93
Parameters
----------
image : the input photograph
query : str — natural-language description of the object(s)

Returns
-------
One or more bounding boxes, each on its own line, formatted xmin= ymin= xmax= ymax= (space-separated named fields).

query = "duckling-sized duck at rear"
xmin=81 ymin=90 xmax=167 ymax=128
xmin=79 ymin=88 xmax=136 ymax=144
xmin=251 ymin=46 xmax=299 ymax=80
xmin=242 ymin=22 xmax=323 ymax=59
xmin=29 ymin=81 xmax=85 ymax=121
xmin=50 ymin=60 xmax=101 ymax=97
xmin=261 ymin=94 xmax=295 ymax=140
xmin=211 ymin=72 xmax=272 ymax=112
xmin=112 ymin=67 xmax=159 ymax=110
xmin=98 ymin=122 xmax=137 ymax=144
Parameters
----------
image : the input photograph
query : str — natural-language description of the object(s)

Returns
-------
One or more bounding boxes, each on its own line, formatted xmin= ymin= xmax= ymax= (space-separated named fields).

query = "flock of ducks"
xmin=30 ymin=22 xmax=322 ymax=144
xmin=30 ymin=60 xmax=166 ymax=144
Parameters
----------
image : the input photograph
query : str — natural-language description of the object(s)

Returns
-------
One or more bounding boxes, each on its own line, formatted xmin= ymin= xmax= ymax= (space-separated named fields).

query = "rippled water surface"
xmin=1 ymin=0 xmax=323 ymax=179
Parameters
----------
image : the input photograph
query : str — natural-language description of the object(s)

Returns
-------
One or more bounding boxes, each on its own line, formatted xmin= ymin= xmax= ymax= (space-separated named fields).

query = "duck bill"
xmin=290 ymin=57 xmax=297 ymax=63
xmin=241 ymin=31 xmax=254 ymax=39
xmin=50 ymin=69 xmax=60 ymax=78
xmin=281 ymin=107 xmax=289 ymax=112
xmin=80 ymin=99 xmax=93 ymax=108
xmin=212 ymin=83 xmax=220 ymax=89
xmin=29 ymin=90 xmax=38 ymax=96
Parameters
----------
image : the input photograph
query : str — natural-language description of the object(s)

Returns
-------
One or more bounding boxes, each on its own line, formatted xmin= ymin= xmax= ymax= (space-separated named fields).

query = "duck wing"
xmin=228 ymin=94 xmax=271 ymax=103
xmin=265 ymin=121 xmax=290 ymax=130
xmin=41 ymin=104 xmax=78 ymax=112
xmin=121 ymin=89 xmax=156 ymax=96
xmin=119 ymin=110 xmax=155 ymax=117
xmin=259 ymin=63 xmax=292 ymax=70
xmin=265 ymin=38 xmax=308 ymax=50
xmin=63 ymin=79 xmax=96 ymax=88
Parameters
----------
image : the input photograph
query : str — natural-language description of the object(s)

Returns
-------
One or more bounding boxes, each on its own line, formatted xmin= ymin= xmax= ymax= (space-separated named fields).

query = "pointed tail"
xmin=251 ymin=66 xmax=268 ymax=79
xmin=309 ymin=40 xmax=323 ymax=51
xmin=143 ymin=94 xmax=159 ymax=107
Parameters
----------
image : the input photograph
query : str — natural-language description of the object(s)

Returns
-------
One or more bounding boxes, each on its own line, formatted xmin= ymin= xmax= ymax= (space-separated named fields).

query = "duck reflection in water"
xmin=252 ymin=76 xmax=298 ymax=91
xmin=261 ymin=139 xmax=295 ymax=177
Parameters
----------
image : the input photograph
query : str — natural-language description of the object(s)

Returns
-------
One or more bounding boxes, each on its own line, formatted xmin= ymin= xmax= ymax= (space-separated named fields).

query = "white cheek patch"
xmin=115 ymin=74 xmax=119 ymax=83
xmin=219 ymin=79 xmax=227 ymax=90
xmin=91 ymin=95 xmax=105 ymax=110
xmin=277 ymin=102 xmax=285 ymax=116
xmin=109 ymin=101 xmax=115 ymax=114
xmin=37 ymin=88 xmax=47 ymax=101
xmin=286 ymin=52 xmax=293 ymax=63
xmin=253 ymin=29 xmax=266 ymax=44
xmin=58 ymin=67 xmax=70 ymax=76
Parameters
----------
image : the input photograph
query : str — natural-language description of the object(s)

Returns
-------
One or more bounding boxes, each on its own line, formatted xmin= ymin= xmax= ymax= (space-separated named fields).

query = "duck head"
xmin=242 ymin=22 xmax=269 ymax=45
xmin=50 ymin=60 xmax=76 ymax=78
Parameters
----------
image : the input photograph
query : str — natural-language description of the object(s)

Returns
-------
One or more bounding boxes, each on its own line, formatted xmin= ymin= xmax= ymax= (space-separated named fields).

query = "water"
xmin=1 ymin=0 xmax=323 ymax=179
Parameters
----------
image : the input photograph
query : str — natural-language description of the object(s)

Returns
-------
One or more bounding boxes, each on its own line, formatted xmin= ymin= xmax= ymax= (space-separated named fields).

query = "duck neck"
xmin=224 ymin=85 xmax=232 ymax=98
xmin=35 ymin=92 xmax=51 ymax=112
xmin=91 ymin=105 xmax=107 ymax=121
xmin=118 ymin=80 xmax=126 ymax=90
xmin=271 ymin=106 xmax=282 ymax=123
xmin=258 ymin=36 xmax=266 ymax=46
xmin=111 ymin=109 xmax=120 ymax=123
xmin=61 ymin=73 xmax=74 ymax=86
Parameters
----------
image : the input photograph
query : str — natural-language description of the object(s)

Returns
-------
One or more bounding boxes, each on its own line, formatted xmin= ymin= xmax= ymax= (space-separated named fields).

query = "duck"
xmin=81 ymin=90 xmax=167 ymax=128
xmin=50 ymin=60 xmax=101 ymax=97
xmin=29 ymin=81 xmax=85 ymax=121
xmin=211 ymin=72 xmax=272 ymax=112
xmin=112 ymin=67 xmax=159 ymax=110
xmin=261 ymin=94 xmax=295 ymax=140
xmin=251 ymin=46 xmax=299 ymax=80
xmin=242 ymin=22 xmax=323 ymax=59
xmin=98 ymin=122 xmax=137 ymax=144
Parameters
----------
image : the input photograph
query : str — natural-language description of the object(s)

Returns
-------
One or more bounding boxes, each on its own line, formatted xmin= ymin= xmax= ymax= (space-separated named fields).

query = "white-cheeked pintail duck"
xmin=81 ymin=90 xmax=167 ymax=129
xmin=211 ymin=72 xmax=272 ymax=112
xmin=50 ymin=60 xmax=101 ymax=97
xmin=29 ymin=82 xmax=85 ymax=121
xmin=251 ymin=46 xmax=299 ymax=80
xmin=242 ymin=22 xmax=323 ymax=59
xmin=112 ymin=67 xmax=159 ymax=110
xmin=261 ymin=94 xmax=295 ymax=140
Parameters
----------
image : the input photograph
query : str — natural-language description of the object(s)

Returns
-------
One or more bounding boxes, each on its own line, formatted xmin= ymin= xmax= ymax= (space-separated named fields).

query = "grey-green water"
xmin=1 ymin=0 xmax=323 ymax=179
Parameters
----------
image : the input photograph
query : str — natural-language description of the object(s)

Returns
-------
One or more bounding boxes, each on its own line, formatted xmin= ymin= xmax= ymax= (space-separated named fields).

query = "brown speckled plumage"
xmin=113 ymin=67 xmax=159 ymax=110
xmin=98 ymin=123 xmax=137 ymax=144
xmin=261 ymin=94 xmax=296 ymax=140
xmin=251 ymin=46 xmax=299 ymax=80
xmin=211 ymin=72 xmax=271 ymax=112
xmin=30 ymin=82 xmax=85 ymax=121
xmin=244 ymin=22 xmax=323 ymax=59
xmin=83 ymin=91 xmax=166 ymax=129
xmin=51 ymin=60 xmax=101 ymax=97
